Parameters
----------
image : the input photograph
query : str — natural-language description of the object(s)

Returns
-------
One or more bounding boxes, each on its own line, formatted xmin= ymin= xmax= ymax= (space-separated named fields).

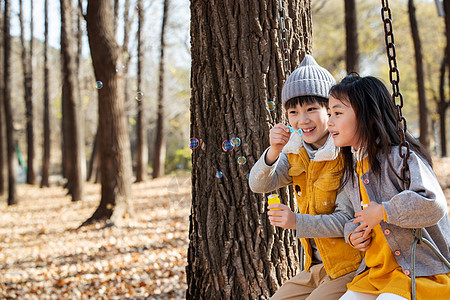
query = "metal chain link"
xmin=380 ymin=0 xmax=410 ymax=188
xmin=277 ymin=0 xmax=291 ymax=77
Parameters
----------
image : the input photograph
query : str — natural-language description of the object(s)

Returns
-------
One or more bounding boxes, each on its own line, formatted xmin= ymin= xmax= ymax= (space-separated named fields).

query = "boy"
xmin=249 ymin=55 xmax=363 ymax=299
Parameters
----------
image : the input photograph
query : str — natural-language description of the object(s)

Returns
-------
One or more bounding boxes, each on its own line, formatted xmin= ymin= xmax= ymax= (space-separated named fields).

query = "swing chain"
xmin=277 ymin=0 xmax=291 ymax=77
xmin=380 ymin=0 xmax=410 ymax=188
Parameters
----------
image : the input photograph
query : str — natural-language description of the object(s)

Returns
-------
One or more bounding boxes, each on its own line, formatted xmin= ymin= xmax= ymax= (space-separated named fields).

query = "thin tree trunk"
xmin=187 ymin=0 xmax=308 ymax=297
xmin=19 ymin=0 xmax=36 ymax=184
xmin=152 ymin=0 xmax=169 ymax=179
xmin=41 ymin=0 xmax=50 ymax=187
xmin=3 ymin=0 xmax=17 ymax=205
xmin=135 ymin=0 xmax=147 ymax=182
xmin=439 ymin=53 xmax=448 ymax=157
xmin=0 ymin=0 xmax=7 ymax=195
xmin=344 ymin=0 xmax=359 ymax=73
xmin=83 ymin=0 xmax=134 ymax=225
xmin=113 ymin=0 xmax=119 ymax=38
xmin=61 ymin=0 xmax=83 ymax=201
xmin=408 ymin=0 xmax=429 ymax=149
xmin=76 ymin=0 xmax=86 ymax=183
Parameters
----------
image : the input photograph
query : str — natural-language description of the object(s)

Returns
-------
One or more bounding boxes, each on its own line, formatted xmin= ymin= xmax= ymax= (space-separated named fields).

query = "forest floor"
xmin=0 ymin=157 xmax=450 ymax=299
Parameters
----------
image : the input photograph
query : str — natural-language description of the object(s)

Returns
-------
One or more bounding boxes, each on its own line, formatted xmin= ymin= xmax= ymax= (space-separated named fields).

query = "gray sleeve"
xmin=248 ymin=147 xmax=293 ymax=193
xmin=295 ymin=190 xmax=355 ymax=238
xmin=383 ymin=151 xmax=447 ymax=228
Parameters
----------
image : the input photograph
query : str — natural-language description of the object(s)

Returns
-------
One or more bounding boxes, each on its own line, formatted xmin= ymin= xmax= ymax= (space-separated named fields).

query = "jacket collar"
xmin=282 ymin=133 xmax=339 ymax=162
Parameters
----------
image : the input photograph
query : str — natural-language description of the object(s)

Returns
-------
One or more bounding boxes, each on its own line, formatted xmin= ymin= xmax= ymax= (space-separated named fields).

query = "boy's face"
xmin=286 ymin=102 xmax=329 ymax=149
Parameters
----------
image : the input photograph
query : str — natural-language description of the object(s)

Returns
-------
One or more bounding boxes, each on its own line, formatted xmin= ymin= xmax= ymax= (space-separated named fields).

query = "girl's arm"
xmin=268 ymin=190 xmax=356 ymax=238
xmin=249 ymin=147 xmax=293 ymax=193
xmin=382 ymin=151 xmax=446 ymax=228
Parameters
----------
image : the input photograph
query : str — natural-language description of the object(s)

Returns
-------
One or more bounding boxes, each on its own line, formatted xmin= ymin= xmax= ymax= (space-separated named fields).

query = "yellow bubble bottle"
xmin=267 ymin=194 xmax=281 ymax=214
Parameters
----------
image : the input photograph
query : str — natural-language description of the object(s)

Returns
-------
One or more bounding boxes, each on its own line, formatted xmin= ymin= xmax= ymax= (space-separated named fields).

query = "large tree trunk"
xmin=84 ymin=0 xmax=134 ymax=225
xmin=344 ymin=0 xmax=359 ymax=73
xmin=19 ymin=0 xmax=36 ymax=185
xmin=41 ymin=0 xmax=50 ymax=187
xmin=3 ymin=0 xmax=17 ymax=205
xmin=135 ymin=0 xmax=147 ymax=182
xmin=187 ymin=0 xmax=309 ymax=298
xmin=438 ymin=53 xmax=449 ymax=157
xmin=60 ymin=0 xmax=83 ymax=201
xmin=408 ymin=0 xmax=429 ymax=150
xmin=152 ymin=0 xmax=169 ymax=179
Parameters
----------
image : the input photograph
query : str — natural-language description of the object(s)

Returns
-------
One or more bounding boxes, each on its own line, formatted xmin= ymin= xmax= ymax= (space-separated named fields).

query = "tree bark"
xmin=344 ymin=0 xmax=359 ymax=73
xmin=152 ymin=0 xmax=169 ymax=179
xmin=84 ymin=0 xmax=134 ymax=225
xmin=187 ymin=0 xmax=309 ymax=298
xmin=60 ymin=0 xmax=83 ymax=201
xmin=408 ymin=0 xmax=429 ymax=150
xmin=41 ymin=0 xmax=50 ymax=187
xmin=3 ymin=0 xmax=17 ymax=205
xmin=135 ymin=0 xmax=147 ymax=182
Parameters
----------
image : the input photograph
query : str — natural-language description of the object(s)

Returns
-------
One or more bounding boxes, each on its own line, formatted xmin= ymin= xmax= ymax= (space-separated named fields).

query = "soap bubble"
xmin=266 ymin=101 xmax=276 ymax=111
xmin=136 ymin=91 xmax=144 ymax=101
xmin=189 ymin=138 xmax=199 ymax=149
xmin=95 ymin=81 xmax=103 ymax=89
xmin=222 ymin=140 xmax=234 ymax=152
xmin=237 ymin=156 xmax=247 ymax=165
xmin=231 ymin=137 xmax=241 ymax=147
xmin=215 ymin=171 xmax=223 ymax=179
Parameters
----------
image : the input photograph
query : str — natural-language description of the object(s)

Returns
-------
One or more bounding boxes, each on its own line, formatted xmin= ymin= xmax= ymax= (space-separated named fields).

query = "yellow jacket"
xmin=288 ymin=147 xmax=364 ymax=279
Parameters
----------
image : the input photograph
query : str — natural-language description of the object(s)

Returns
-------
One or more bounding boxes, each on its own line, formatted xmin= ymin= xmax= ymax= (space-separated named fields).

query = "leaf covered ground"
xmin=0 ymin=157 xmax=449 ymax=299
xmin=0 ymin=174 xmax=191 ymax=299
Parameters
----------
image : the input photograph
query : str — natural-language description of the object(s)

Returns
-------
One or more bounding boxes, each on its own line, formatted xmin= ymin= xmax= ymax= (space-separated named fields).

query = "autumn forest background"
xmin=1 ymin=0 xmax=450 ymax=299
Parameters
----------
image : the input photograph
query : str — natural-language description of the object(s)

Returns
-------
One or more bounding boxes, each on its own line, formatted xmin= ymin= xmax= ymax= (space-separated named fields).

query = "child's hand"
xmin=267 ymin=203 xmax=296 ymax=229
xmin=269 ymin=123 xmax=291 ymax=150
xmin=349 ymin=226 xmax=372 ymax=251
xmin=353 ymin=202 xmax=384 ymax=238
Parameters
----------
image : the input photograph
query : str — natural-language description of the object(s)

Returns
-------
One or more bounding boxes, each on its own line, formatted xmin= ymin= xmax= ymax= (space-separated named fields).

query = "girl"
xmin=327 ymin=74 xmax=450 ymax=300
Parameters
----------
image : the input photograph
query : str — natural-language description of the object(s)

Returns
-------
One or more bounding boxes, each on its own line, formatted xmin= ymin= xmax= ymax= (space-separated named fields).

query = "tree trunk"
xmin=344 ymin=0 xmax=359 ymax=73
xmin=408 ymin=0 xmax=429 ymax=150
xmin=135 ymin=0 xmax=147 ymax=182
xmin=41 ymin=0 xmax=50 ymax=187
xmin=439 ymin=53 xmax=448 ymax=157
xmin=113 ymin=0 xmax=119 ymax=38
xmin=84 ymin=0 xmax=134 ymax=225
xmin=19 ymin=0 xmax=36 ymax=185
xmin=76 ymin=0 xmax=86 ymax=184
xmin=60 ymin=0 xmax=83 ymax=201
xmin=0 ymin=0 xmax=6 ymax=195
xmin=187 ymin=0 xmax=309 ymax=298
xmin=3 ymin=0 xmax=17 ymax=205
xmin=152 ymin=0 xmax=169 ymax=179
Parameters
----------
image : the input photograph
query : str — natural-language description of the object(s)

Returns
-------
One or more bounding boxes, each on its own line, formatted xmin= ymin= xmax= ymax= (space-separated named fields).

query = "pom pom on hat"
xmin=281 ymin=55 xmax=336 ymax=107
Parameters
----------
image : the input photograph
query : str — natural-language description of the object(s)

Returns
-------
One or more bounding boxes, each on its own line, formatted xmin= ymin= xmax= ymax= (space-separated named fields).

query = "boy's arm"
xmin=295 ymin=190 xmax=355 ymax=238
xmin=249 ymin=147 xmax=292 ymax=193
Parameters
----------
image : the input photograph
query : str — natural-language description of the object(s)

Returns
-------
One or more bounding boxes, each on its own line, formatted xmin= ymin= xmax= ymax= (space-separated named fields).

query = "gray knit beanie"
xmin=281 ymin=55 xmax=336 ymax=107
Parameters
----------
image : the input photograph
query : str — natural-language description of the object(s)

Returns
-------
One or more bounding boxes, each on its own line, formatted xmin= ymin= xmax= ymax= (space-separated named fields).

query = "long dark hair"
xmin=329 ymin=74 xmax=432 ymax=186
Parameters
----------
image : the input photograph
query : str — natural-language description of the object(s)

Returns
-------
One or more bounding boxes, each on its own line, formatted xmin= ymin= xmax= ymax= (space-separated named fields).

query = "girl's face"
xmin=327 ymin=95 xmax=361 ymax=150
xmin=286 ymin=102 xmax=329 ymax=149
